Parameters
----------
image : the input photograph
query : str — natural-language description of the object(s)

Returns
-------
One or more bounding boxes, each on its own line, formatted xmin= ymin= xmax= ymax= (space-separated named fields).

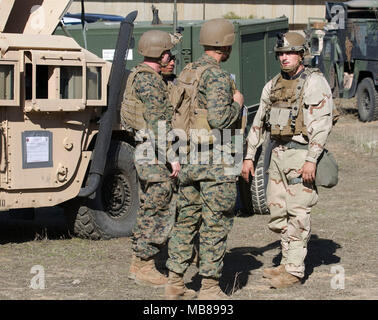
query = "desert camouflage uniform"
xmin=245 ymin=68 xmax=333 ymax=278
xmin=166 ymin=53 xmax=242 ymax=279
xmin=129 ymin=64 xmax=176 ymax=260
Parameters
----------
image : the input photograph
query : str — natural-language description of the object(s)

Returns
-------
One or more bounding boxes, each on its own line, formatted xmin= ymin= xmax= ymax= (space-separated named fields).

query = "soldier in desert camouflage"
xmin=242 ymin=32 xmax=334 ymax=288
xmin=165 ymin=18 xmax=244 ymax=300
xmin=121 ymin=30 xmax=180 ymax=288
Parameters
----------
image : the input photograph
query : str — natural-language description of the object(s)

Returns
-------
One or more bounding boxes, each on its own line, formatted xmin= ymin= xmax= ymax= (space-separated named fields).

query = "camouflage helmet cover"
xmin=274 ymin=32 xmax=307 ymax=53
xmin=138 ymin=30 xmax=174 ymax=58
xmin=199 ymin=18 xmax=235 ymax=47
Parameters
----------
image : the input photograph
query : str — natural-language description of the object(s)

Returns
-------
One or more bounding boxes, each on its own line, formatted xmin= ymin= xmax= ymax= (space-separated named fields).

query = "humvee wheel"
xmin=63 ymin=141 xmax=139 ymax=239
xmin=239 ymin=134 xmax=273 ymax=215
xmin=357 ymin=77 xmax=378 ymax=122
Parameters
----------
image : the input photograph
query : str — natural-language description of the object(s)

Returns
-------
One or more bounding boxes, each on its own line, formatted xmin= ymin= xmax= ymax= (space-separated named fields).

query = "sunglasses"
xmin=167 ymin=52 xmax=176 ymax=61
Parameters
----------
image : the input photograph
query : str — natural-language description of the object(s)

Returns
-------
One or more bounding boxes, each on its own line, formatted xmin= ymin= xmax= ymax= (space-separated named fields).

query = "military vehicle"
xmin=307 ymin=0 xmax=378 ymax=122
xmin=0 ymin=0 xmax=138 ymax=239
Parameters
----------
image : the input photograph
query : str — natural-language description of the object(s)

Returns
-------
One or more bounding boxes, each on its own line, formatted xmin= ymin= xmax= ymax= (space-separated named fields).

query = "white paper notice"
xmin=26 ymin=136 xmax=49 ymax=163
xmin=102 ymin=49 xmax=133 ymax=61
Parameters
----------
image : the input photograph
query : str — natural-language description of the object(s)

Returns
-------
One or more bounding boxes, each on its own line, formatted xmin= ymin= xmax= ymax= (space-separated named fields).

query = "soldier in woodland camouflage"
xmin=161 ymin=33 xmax=181 ymax=103
xmin=165 ymin=18 xmax=244 ymax=300
xmin=121 ymin=30 xmax=181 ymax=288
xmin=242 ymin=32 xmax=334 ymax=288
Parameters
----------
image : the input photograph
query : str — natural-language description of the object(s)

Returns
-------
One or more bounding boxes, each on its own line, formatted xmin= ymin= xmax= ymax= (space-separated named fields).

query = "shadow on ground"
xmin=0 ymin=207 xmax=71 ymax=244
xmin=270 ymin=234 xmax=342 ymax=282
xmin=185 ymin=234 xmax=341 ymax=294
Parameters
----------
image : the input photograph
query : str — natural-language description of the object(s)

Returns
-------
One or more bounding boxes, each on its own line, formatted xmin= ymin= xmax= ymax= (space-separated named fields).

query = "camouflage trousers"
xmin=267 ymin=146 xmax=318 ymax=278
xmin=132 ymin=162 xmax=176 ymax=260
xmin=166 ymin=164 xmax=237 ymax=279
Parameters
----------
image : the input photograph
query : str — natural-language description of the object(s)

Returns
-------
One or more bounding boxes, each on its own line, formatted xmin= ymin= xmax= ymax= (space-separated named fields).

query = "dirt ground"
xmin=0 ymin=98 xmax=377 ymax=301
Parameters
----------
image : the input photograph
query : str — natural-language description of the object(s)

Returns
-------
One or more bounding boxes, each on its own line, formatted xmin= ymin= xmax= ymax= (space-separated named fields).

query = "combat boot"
xmin=262 ymin=265 xmax=286 ymax=279
xmin=269 ymin=270 xmax=301 ymax=289
xmin=165 ymin=271 xmax=197 ymax=300
xmin=197 ymin=277 xmax=229 ymax=300
xmin=128 ymin=254 xmax=143 ymax=280
xmin=134 ymin=258 xmax=168 ymax=288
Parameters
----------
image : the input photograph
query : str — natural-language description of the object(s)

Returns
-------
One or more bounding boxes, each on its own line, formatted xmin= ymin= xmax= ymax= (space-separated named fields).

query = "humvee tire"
xmin=357 ymin=77 xmax=378 ymax=122
xmin=239 ymin=134 xmax=273 ymax=215
xmin=251 ymin=135 xmax=273 ymax=215
xmin=63 ymin=141 xmax=139 ymax=239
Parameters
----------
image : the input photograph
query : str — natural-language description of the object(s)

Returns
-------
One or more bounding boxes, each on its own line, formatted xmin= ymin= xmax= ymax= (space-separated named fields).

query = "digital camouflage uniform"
xmin=166 ymin=53 xmax=242 ymax=279
xmin=127 ymin=64 xmax=176 ymax=260
xmin=245 ymin=68 xmax=333 ymax=278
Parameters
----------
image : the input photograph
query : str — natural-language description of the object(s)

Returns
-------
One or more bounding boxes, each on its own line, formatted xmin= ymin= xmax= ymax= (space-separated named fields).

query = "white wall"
xmin=68 ymin=1 xmax=344 ymax=27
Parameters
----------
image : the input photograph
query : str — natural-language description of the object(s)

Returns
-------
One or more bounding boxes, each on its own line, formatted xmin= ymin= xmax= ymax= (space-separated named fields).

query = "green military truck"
xmin=308 ymin=0 xmax=378 ymax=122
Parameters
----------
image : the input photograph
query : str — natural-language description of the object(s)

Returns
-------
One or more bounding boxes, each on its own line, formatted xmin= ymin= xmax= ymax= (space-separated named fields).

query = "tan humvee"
xmin=0 ymin=0 xmax=139 ymax=239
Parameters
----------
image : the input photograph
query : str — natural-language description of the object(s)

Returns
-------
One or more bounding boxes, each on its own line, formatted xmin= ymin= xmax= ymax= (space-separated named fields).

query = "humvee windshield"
xmin=0 ymin=64 xmax=14 ymax=100
xmin=23 ymin=56 xmax=104 ymax=109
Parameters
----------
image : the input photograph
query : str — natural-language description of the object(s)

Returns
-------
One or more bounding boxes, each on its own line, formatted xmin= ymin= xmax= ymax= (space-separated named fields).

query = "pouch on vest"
xmin=190 ymin=108 xmax=215 ymax=145
xmin=268 ymin=69 xmax=323 ymax=138
xmin=171 ymin=64 xmax=216 ymax=146
xmin=121 ymin=65 xmax=159 ymax=131
xmin=315 ymin=149 xmax=338 ymax=188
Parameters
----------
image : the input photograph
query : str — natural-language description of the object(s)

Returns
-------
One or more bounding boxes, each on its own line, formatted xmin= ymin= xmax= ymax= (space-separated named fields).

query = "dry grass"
xmin=0 ymin=100 xmax=377 ymax=300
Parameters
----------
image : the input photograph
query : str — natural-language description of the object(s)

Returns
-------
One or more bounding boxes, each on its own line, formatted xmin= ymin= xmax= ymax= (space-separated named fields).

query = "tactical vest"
xmin=170 ymin=63 xmax=215 ymax=144
xmin=120 ymin=64 xmax=161 ymax=131
xmin=267 ymin=68 xmax=322 ymax=138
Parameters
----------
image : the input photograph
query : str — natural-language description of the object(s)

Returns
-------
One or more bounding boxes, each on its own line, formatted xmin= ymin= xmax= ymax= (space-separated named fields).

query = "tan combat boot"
xmin=269 ymin=270 xmax=301 ymax=289
xmin=165 ymin=271 xmax=197 ymax=300
xmin=128 ymin=254 xmax=143 ymax=280
xmin=197 ymin=277 xmax=229 ymax=300
xmin=134 ymin=258 xmax=168 ymax=288
xmin=262 ymin=265 xmax=286 ymax=279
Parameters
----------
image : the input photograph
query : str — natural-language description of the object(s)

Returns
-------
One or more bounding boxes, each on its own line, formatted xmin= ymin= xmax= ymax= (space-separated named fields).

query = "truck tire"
xmin=357 ymin=77 xmax=378 ymax=122
xmin=251 ymin=135 xmax=273 ymax=215
xmin=63 ymin=141 xmax=139 ymax=240
xmin=239 ymin=134 xmax=273 ymax=215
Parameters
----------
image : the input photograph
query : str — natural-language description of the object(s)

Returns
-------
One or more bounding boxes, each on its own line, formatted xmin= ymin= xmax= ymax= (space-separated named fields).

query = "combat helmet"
xmin=274 ymin=32 xmax=307 ymax=53
xmin=199 ymin=18 xmax=235 ymax=47
xmin=138 ymin=30 xmax=174 ymax=58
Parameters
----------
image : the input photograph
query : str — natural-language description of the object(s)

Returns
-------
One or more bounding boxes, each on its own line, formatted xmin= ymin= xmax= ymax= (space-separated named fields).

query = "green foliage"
xmin=223 ymin=11 xmax=254 ymax=19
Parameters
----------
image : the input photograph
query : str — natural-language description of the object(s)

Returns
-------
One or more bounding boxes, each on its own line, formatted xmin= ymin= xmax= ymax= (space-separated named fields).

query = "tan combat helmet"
xmin=138 ymin=30 xmax=174 ymax=58
xmin=274 ymin=32 xmax=307 ymax=53
xmin=199 ymin=18 xmax=235 ymax=47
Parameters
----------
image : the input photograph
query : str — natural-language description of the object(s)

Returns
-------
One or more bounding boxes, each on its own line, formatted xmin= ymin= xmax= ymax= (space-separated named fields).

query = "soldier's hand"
xmin=242 ymin=159 xmax=255 ymax=183
xmin=233 ymin=90 xmax=244 ymax=107
xmin=299 ymin=161 xmax=316 ymax=184
xmin=169 ymin=161 xmax=181 ymax=178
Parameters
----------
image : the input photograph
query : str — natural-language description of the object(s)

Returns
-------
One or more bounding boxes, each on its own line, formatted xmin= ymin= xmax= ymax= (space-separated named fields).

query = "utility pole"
xmin=173 ymin=0 xmax=177 ymax=33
